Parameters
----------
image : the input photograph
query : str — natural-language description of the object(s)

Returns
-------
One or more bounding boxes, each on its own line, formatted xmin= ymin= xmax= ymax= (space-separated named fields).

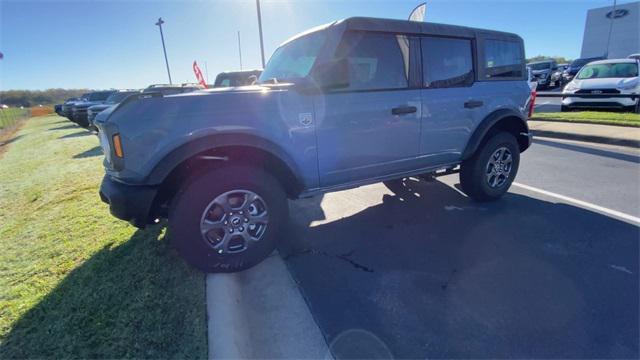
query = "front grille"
xmin=575 ymin=89 xmax=620 ymax=94
xmin=568 ymin=101 xmax=625 ymax=108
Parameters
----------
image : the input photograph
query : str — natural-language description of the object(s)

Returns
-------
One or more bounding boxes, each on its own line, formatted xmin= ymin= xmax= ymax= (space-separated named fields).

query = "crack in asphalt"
xmin=283 ymin=248 xmax=374 ymax=273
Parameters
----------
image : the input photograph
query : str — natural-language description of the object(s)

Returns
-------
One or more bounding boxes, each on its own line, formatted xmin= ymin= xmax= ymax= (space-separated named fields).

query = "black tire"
xmin=169 ymin=165 xmax=288 ymax=273
xmin=459 ymin=132 xmax=520 ymax=202
xmin=560 ymin=105 xmax=570 ymax=112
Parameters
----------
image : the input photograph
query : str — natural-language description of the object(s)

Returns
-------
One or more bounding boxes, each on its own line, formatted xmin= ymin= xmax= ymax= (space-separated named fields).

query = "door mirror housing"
xmin=311 ymin=58 xmax=350 ymax=90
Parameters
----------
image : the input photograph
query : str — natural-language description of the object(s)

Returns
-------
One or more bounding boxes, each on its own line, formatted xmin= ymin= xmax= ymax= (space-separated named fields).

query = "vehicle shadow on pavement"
xmin=534 ymin=138 xmax=640 ymax=164
xmin=0 ymin=224 xmax=206 ymax=359
xmin=280 ymin=179 xmax=639 ymax=359
xmin=73 ymin=146 xmax=103 ymax=159
xmin=58 ymin=131 xmax=91 ymax=139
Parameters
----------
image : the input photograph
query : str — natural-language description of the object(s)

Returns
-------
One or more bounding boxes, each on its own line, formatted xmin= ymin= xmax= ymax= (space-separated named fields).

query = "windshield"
xmin=105 ymin=92 xmax=136 ymax=104
xmin=258 ymin=31 xmax=327 ymax=83
xmin=577 ymin=62 xmax=638 ymax=79
xmin=88 ymin=91 xmax=113 ymax=101
xmin=529 ymin=62 xmax=552 ymax=70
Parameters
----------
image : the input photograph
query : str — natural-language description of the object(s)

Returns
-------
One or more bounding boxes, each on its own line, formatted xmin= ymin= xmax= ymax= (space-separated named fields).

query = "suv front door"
xmin=315 ymin=31 xmax=422 ymax=187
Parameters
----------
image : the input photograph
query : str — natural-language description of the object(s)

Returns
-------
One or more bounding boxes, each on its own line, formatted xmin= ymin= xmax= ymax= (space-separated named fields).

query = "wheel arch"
xmin=462 ymin=109 xmax=531 ymax=160
xmin=147 ymin=134 xmax=303 ymax=218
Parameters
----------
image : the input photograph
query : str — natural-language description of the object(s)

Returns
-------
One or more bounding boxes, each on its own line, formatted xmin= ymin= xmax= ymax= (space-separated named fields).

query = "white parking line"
xmin=512 ymin=182 xmax=640 ymax=226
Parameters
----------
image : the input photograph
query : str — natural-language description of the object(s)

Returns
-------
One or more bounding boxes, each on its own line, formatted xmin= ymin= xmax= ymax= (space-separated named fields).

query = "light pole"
xmin=605 ymin=0 xmax=617 ymax=58
xmin=256 ymin=0 xmax=266 ymax=68
xmin=155 ymin=17 xmax=173 ymax=84
xmin=238 ymin=31 xmax=243 ymax=70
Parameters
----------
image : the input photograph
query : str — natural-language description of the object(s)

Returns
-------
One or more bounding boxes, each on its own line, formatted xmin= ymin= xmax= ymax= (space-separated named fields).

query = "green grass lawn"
xmin=0 ymin=108 xmax=30 ymax=129
xmin=0 ymin=115 xmax=207 ymax=358
xmin=532 ymin=111 xmax=640 ymax=127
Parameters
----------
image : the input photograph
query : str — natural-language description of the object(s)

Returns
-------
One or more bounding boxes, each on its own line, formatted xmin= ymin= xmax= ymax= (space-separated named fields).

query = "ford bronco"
xmin=96 ymin=17 xmax=533 ymax=272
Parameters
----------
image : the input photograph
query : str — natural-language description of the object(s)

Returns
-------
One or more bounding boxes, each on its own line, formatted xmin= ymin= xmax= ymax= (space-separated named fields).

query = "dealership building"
xmin=581 ymin=1 xmax=640 ymax=59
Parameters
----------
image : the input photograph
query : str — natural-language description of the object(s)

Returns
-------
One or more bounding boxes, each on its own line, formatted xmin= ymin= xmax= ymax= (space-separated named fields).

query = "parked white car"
xmin=561 ymin=58 xmax=639 ymax=112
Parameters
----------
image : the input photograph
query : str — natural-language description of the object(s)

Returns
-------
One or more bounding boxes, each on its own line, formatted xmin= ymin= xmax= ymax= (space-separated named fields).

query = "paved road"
xmin=535 ymin=87 xmax=562 ymax=113
xmin=279 ymin=137 xmax=639 ymax=359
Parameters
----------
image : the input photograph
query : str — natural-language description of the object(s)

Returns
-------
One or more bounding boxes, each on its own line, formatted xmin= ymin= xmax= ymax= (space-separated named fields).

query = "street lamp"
xmin=256 ymin=0 xmax=266 ymax=68
xmin=155 ymin=17 xmax=173 ymax=84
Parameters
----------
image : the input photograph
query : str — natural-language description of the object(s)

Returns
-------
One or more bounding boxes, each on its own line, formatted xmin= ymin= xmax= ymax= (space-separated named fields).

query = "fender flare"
xmin=145 ymin=133 xmax=302 ymax=188
xmin=461 ymin=109 xmax=530 ymax=160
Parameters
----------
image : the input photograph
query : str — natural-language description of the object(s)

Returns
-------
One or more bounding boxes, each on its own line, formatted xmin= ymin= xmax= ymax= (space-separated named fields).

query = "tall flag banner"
xmin=193 ymin=61 xmax=207 ymax=87
xmin=408 ymin=2 xmax=426 ymax=21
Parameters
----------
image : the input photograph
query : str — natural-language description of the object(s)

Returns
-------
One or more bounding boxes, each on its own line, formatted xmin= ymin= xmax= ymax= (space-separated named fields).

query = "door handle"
xmin=464 ymin=100 xmax=484 ymax=109
xmin=391 ymin=106 xmax=417 ymax=115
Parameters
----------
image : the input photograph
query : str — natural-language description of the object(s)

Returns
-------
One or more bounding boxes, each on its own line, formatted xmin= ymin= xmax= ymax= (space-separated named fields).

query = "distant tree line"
xmin=526 ymin=55 xmax=573 ymax=64
xmin=0 ymin=89 xmax=91 ymax=107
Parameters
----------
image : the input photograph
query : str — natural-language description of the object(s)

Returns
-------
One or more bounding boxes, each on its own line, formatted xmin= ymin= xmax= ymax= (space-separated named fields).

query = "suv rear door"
xmin=419 ymin=35 xmax=483 ymax=165
xmin=315 ymin=31 xmax=422 ymax=187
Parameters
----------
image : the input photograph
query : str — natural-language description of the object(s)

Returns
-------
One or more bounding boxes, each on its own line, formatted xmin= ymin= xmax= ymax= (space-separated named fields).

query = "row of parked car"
xmin=527 ymin=53 xmax=640 ymax=91
xmin=55 ymin=70 xmax=262 ymax=130
xmin=526 ymin=55 xmax=640 ymax=113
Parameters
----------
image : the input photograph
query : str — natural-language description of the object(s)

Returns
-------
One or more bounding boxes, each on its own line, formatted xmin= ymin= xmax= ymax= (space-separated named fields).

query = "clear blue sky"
xmin=0 ymin=0 xmax=632 ymax=90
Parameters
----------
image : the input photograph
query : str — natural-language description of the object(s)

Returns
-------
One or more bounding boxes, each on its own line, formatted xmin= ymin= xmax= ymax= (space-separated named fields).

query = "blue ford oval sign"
xmin=606 ymin=9 xmax=629 ymax=19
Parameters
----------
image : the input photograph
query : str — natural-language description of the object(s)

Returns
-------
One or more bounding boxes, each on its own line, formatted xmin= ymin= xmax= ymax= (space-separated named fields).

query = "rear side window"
xmin=422 ymin=37 xmax=474 ymax=88
xmin=333 ymin=31 xmax=411 ymax=91
xmin=484 ymin=39 xmax=523 ymax=79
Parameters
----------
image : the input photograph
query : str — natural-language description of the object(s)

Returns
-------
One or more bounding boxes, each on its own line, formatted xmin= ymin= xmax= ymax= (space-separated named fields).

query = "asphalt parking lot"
xmin=278 ymin=137 xmax=639 ymax=358
xmin=534 ymin=86 xmax=562 ymax=113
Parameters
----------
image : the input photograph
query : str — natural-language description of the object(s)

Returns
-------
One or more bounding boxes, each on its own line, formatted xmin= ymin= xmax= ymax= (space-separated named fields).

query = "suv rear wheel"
xmin=169 ymin=165 xmax=287 ymax=273
xmin=460 ymin=131 xmax=520 ymax=201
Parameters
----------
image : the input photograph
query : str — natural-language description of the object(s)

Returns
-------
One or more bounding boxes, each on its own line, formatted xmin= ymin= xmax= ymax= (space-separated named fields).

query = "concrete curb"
xmin=530 ymin=129 xmax=640 ymax=148
xmin=529 ymin=117 xmax=640 ymax=128
xmin=207 ymin=252 xmax=331 ymax=359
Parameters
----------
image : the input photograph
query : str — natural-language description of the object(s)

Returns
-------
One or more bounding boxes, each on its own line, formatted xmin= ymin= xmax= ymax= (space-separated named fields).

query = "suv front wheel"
xmin=460 ymin=131 xmax=520 ymax=201
xmin=169 ymin=165 xmax=287 ymax=273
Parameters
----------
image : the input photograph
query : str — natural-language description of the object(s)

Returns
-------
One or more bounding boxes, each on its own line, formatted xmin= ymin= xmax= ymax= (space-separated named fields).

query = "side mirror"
xmin=311 ymin=58 xmax=350 ymax=90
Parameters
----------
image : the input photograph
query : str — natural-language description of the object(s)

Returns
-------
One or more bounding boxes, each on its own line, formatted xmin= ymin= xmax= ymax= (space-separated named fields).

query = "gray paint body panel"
xmin=97 ymin=17 xmax=530 ymax=198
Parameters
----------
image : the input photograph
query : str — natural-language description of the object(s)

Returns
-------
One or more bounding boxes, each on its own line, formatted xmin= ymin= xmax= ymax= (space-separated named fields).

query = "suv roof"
xmin=280 ymin=16 xmax=521 ymax=47
xmin=342 ymin=17 xmax=519 ymax=38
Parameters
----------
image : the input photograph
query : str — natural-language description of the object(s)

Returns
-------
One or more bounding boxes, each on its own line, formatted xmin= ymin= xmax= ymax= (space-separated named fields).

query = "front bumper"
xmin=72 ymin=110 xmax=89 ymax=127
xmin=562 ymin=93 xmax=638 ymax=109
xmin=99 ymin=175 xmax=158 ymax=228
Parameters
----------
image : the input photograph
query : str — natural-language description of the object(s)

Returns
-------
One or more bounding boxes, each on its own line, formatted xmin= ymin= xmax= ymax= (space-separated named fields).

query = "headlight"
xmin=564 ymin=82 xmax=579 ymax=92
xmin=617 ymin=80 xmax=639 ymax=91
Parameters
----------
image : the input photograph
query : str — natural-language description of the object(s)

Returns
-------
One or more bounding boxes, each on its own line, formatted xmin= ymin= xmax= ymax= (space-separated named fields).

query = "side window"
xmin=421 ymin=36 xmax=474 ymax=88
xmin=484 ymin=39 xmax=523 ymax=79
xmin=220 ymin=78 xmax=231 ymax=87
xmin=334 ymin=31 xmax=411 ymax=91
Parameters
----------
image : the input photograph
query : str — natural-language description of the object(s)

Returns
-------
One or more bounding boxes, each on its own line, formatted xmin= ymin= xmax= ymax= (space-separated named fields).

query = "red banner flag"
xmin=193 ymin=61 xmax=207 ymax=88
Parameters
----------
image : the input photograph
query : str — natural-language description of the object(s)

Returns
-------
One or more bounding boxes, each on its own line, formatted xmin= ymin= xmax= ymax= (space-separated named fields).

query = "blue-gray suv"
xmin=96 ymin=17 xmax=533 ymax=272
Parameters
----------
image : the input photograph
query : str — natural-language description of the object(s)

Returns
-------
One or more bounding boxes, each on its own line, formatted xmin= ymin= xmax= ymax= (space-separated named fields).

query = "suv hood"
xmin=95 ymin=84 xmax=294 ymax=125
xmin=532 ymin=69 xmax=551 ymax=75
xmin=74 ymin=100 xmax=104 ymax=109
xmin=89 ymin=104 xmax=113 ymax=112
xmin=571 ymin=77 xmax=639 ymax=89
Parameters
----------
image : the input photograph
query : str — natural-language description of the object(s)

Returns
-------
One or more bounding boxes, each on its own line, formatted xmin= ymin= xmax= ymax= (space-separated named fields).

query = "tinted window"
xmin=334 ymin=31 xmax=410 ymax=91
xmin=422 ymin=37 xmax=473 ymax=88
xmin=529 ymin=62 xmax=552 ymax=70
xmin=484 ymin=39 xmax=523 ymax=79
xmin=105 ymin=92 xmax=137 ymax=104
xmin=88 ymin=91 xmax=113 ymax=101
